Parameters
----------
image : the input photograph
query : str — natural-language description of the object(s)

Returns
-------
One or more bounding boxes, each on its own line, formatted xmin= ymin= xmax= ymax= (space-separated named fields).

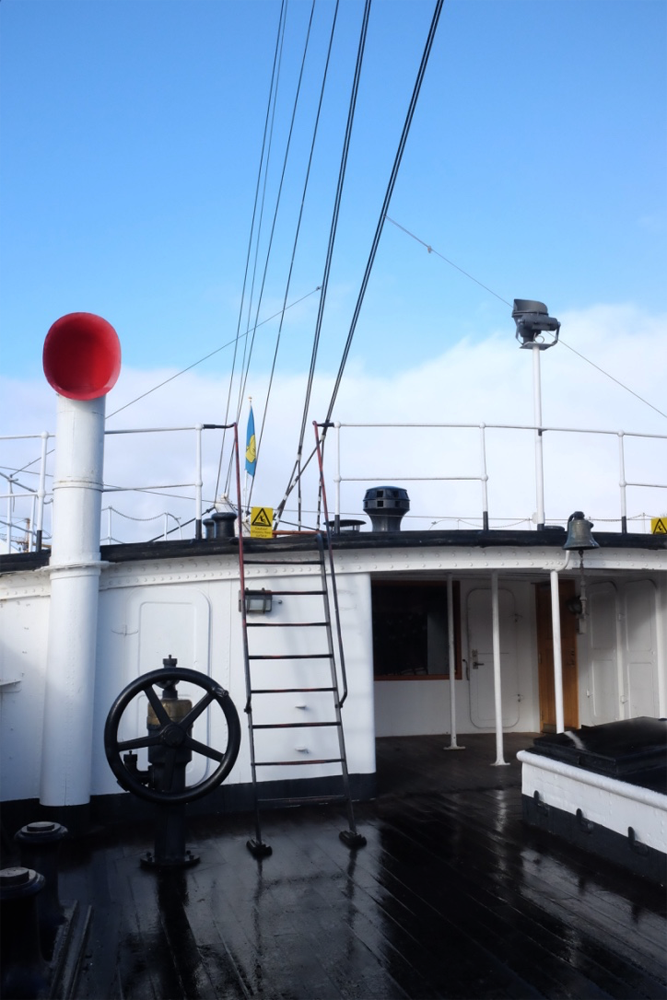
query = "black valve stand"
xmin=104 ymin=656 xmax=241 ymax=871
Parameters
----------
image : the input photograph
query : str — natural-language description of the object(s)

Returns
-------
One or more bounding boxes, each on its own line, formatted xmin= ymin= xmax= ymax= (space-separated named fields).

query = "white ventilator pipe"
xmin=39 ymin=314 xmax=121 ymax=813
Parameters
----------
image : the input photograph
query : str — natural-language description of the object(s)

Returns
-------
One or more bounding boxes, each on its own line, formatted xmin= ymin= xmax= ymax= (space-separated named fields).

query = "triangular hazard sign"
xmin=251 ymin=507 xmax=272 ymax=527
xmin=652 ymin=517 xmax=667 ymax=534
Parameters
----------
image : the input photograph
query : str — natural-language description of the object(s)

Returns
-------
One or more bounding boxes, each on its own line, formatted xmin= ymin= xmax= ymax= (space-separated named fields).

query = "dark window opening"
xmin=371 ymin=580 xmax=462 ymax=679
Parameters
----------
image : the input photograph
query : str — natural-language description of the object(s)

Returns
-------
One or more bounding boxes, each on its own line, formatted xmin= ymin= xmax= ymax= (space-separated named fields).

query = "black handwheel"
xmin=104 ymin=667 xmax=241 ymax=805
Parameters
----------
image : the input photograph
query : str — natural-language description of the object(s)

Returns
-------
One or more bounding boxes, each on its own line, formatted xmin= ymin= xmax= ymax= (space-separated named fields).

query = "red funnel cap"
xmin=43 ymin=313 xmax=121 ymax=400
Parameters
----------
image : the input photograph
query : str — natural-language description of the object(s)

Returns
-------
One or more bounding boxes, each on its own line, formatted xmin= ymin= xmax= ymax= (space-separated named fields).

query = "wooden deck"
xmin=55 ymin=734 xmax=667 ymax=998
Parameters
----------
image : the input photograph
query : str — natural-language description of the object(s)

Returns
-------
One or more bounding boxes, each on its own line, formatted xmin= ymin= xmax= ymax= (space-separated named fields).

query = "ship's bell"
xmin=563 ymin=511 xmax=599 ymax=550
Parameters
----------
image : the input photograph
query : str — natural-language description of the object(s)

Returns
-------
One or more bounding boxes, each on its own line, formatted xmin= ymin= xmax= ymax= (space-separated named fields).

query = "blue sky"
xmin=2 ymin=0 xmax=665 ymax=374
xmin=1 ymin=0 xmax=666 ymax=534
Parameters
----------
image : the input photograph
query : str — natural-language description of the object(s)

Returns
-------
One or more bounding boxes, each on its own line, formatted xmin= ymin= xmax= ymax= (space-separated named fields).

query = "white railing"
xmin=2 ymin=420 xmax=666 ymax=551
xmin=327 ymin=422 xmax=667 ymax=533
xmin=1 ymin=424 xmax=230 ymax=552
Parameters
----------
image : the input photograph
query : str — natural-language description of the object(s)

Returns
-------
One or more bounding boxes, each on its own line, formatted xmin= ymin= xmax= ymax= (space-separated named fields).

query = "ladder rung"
xmin=254 ymin=758 xmax=343 ymax=767
xmin=257 ymin=794 xmax=346 ymax=807
xmin=248 ymin=653 xmax=332 ymax=661
xmin=246 ymin=621 xmax=328 ymax=628
xmin=250 ymin=687 xmax=336 ymax=694
xmin=252 ymin=721 xmax=339 ymax=730
xmin=254 ymin=589 xmax=326 ymax=596
xmin=243 ymin=558 xmax=323 ymax=566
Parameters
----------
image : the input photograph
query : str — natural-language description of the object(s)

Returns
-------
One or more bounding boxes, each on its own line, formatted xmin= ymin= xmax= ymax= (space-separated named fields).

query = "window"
xmin=371 ymin=580 xmax=461 ymax=679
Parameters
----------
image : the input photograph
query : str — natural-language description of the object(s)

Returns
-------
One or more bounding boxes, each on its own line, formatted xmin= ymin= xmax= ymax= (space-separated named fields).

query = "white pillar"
xmin=550 ymin=569 xmax=565 ymax=733
xmin=40 ymin=394 xmax=105 ymax=808
xmin=445 ymin=574 xmax=464 ymax=750
xmin=491 ymin=572 xmax=508 ymax=765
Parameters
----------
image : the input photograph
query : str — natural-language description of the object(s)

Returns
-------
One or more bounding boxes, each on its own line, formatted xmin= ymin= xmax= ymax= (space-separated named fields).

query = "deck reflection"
xmin=62 ymin=734 xmax=666 ymax=999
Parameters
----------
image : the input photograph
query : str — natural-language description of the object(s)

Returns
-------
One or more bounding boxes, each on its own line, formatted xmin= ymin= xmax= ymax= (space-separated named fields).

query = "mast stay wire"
xmin=214 ymin=0 xmax=289 ymax=499
xmin=247 ymin=0 xmax=341 ymax=513
xmin=321 ymin=0 xmax=444 ymax=431
xmin=276 ymin=0 xmax=372 ymax=528
xmin=275 ymin=0 xmax=444 ymax=526
xmin=227 ymin=0 xmax=318 ymax=504
xmin=386 ymin=215 xmax=667 ymax=422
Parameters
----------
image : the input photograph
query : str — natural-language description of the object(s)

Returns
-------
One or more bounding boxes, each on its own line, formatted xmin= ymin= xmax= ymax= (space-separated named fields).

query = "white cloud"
xmin=3 ymin=303 xmax=666 ymax=546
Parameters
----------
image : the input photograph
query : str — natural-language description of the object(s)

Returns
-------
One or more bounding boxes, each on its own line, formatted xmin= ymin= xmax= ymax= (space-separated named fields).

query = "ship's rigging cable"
xmin=214 ymin=0 xmax=289 ymax=499
xmin=323 ymin=0 xmax=444 ymax=426
xmin=276 ymin=0 xmax=372 ymax=527
xmin=386 ymin=215 xmax=667 ymax=422
xmin=275 ymin=0 xmax=445 ymax=525
xmin=247 ymin=0 xmax=343 ymax=513
xmin=223 ymin=0 xmax=318 ymax=505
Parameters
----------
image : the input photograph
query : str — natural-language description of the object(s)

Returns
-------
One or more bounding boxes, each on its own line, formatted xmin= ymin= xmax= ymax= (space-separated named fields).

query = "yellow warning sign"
xmin=651 ymin=517 xmax=667 ymax=534
xmin=250 ymin=506 xmax=274 ymax=538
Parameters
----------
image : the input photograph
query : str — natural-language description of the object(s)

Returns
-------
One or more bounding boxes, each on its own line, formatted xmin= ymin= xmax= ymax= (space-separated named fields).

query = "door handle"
xmin=472 ymin=660 xmax=484 ymax=668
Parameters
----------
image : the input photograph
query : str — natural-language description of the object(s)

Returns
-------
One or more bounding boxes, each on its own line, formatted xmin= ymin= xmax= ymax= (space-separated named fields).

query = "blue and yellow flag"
xmin=245 ymin=406 xmax=256 ymax=476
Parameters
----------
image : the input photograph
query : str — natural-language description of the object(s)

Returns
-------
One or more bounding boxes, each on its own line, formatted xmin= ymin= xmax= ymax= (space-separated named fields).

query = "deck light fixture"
xmin=512 ymin=299 xmax=561 ymax=531
xmin=241 ymin=589 xmax=273 ymax=614
xmin=512 ymin=299 xmax=560 ymax=350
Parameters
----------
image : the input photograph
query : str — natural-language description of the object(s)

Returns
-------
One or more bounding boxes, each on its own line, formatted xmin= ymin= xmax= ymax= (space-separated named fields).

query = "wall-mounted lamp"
xmin=240 ymin=589 xmax=273 ymax=614
xmin=563 ymin=511 xmax=598 ymax=633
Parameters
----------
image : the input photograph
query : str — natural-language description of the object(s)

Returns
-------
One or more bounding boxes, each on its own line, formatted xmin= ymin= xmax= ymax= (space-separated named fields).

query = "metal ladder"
xmin=238 ymin=433 xmax=365 ymax=858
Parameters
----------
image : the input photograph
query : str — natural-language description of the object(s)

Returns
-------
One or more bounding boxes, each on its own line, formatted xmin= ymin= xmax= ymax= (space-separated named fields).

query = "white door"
xmin=588 ymin=582 xmax=620 ymax=723
xmin=623 ymin=580 xmax=659 ymax=717
xmin=467 ymin=588 xmax=520 ymax=728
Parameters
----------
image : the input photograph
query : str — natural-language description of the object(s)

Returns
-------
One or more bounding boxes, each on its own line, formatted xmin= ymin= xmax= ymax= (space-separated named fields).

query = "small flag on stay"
xmin=245 ymin=406 xmax=257 ymax=476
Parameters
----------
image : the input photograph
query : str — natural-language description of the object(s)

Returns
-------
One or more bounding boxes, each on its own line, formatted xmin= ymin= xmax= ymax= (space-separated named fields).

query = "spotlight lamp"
xmin=512 ymin=299 xmax=560 ymax=350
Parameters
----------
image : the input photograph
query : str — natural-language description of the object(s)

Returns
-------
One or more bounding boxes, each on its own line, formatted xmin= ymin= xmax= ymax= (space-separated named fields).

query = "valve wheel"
xmin=104 ymin=668 xmax=241 ymax=805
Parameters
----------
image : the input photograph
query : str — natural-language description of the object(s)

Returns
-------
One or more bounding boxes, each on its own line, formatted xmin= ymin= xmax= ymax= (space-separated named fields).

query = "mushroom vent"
xmin=363 ymin=486 xmax=410 ymax=532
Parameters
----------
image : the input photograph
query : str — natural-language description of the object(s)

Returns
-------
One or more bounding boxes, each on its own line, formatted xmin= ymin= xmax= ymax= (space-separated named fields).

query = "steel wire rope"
xmin=233 ymin=11 xmax=289 ymax=419
xmin=214 ymin=0 xmax=289 ymax=499
xmin=272 ymin=0 xmax=444 ymax=526
xmin=386 ymin=216 xmax=667 ymax=421
xmin=247 ymin=0 xmax=340 ymax=512
xmin=229 ymin=0 xmax=318 ymax=503
xmin=213 ymin=0 xmax=288 ymax=496
xmin=275 ymin=0 xmax=372 ymax=529
xmin=321 ymin=0 xmax=444 ymax=432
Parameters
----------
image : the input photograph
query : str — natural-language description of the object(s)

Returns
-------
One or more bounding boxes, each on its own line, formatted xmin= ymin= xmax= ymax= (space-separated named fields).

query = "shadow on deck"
xmin=48 ymin=734 xmax=667 ymax=998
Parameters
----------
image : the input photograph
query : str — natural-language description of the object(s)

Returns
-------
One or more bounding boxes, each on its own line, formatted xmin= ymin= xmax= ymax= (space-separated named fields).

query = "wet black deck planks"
xmin=58 ymin=733 xmax=666 ymax=999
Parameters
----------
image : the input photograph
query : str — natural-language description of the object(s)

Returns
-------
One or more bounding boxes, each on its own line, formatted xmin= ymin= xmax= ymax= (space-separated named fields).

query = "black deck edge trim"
xmin=3 ymin=527 xmax=664 ymax=574
xmin=522 ymin=793 xmax=667 ymax=885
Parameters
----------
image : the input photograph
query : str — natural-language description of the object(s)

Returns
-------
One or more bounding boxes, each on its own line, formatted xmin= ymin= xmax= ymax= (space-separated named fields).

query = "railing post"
xmin=195 ymin=424 xmax=203 ymax=540
xmin=5 ymin=476 xmax=14 ymax=554
xmin=335 ymin=422 xmax=342 ymax=530
xmin=618 ymin=431 xmax=628 ymax=534
xmin=36 ymin=432 xmax=49 ymax=552
xmin=479 ymin=423 xmax=489 ymax=530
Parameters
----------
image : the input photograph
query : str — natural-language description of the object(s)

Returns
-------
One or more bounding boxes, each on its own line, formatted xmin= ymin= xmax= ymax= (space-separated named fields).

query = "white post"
xmin=40 ymin=393 xmax=106 ymax=812
xmin=195 ymin=423 xmax=203 ymax=539
xmin=445 ymin=574 xmax=464 ymax=750
xmin=36 ymin=431 xmax=49 ymax=551
xmin=550 ymin=569 xmax=565 ymax=732
xmin=5 ymin=477 xmax=14 ymax=554
xmin=491 ymin=571 xmax=508 ymax=765
xmin=655 ymin=576 xmax=666 ymax=718
xmin=532 ymin=344 xmax=546 ymax=530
